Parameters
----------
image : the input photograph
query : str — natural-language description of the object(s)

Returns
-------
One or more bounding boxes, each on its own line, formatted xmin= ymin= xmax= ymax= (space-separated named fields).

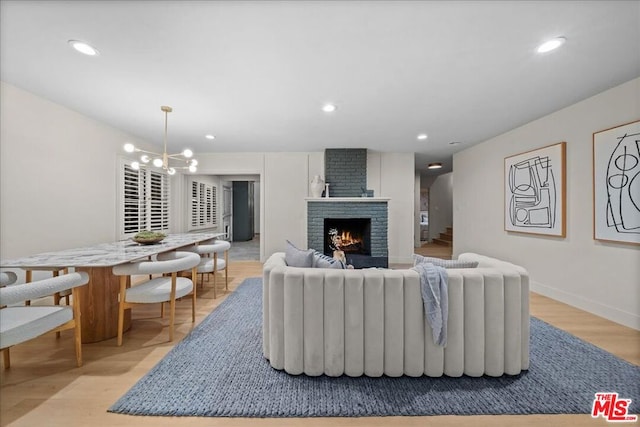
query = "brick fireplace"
xmin=306 ymin=148 xmax=389 ymax=268
xmin=307 ymin=198 xmax=389 ymax=267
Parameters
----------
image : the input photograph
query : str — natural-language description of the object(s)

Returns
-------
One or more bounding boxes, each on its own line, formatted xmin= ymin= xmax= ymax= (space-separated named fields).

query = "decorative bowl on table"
xmin=132 ymin=231 xmax=166 ymax=245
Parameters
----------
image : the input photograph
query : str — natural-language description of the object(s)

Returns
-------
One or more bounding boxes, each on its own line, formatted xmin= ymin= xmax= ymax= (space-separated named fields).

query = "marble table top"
xmin=0 ymin=232 xmax=225 ymax=268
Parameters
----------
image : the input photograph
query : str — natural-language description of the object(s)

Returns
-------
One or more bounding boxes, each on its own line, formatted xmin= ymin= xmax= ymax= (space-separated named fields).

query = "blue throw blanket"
xmin=412 ymin=262 xmax=448 ymax=346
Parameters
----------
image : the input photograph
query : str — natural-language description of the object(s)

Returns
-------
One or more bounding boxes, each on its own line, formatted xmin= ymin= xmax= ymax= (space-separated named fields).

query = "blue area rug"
xmin=109 ymin=278 xmax=640 ymax=417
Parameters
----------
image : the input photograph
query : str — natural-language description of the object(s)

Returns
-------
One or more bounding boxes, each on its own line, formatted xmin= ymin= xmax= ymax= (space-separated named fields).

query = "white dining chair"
xmin=112 ymin=251 xmax=200 ymax=346
xmin=0 ymin=271 xmax=18 ymax=310
xmin=22 ymin=266 xmax=71 ymax=306
xmin=180 ymin=240 xmax=231 ymax=298
xmin=0 ymin=272 xmax=89 ymax=368
xmin=0 ymin=272 xmax=18 ymax=287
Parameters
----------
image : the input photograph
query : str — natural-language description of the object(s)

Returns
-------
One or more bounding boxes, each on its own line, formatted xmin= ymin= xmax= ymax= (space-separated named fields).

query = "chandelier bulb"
xmin=124 ymin=143 xmax=135 ymax=153
xmin=190 ymin=159 xmax=198 ymax=166
xmin=189 ymin=165 xmax=197 ymax=173
xmin=167 ymin=167 xmax=176 ymax=175
xmin=153 ymin=158 xmax=163 ymax=168
xmin=131 ymin=161 xmax=140 ymax=170
xmin=183 ymin=149 xmax=193 ymax=158
xmin=140 ymin=154 xmax=150 ymax=163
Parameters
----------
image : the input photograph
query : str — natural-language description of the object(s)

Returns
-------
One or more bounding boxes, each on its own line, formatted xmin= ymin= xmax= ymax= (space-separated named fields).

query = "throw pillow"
xmin=413 ymin=254 xmax=479 ymax=269
xmin=312 ymin=250 xmax=346 ymax=269
xmin=285 ymin=240 xmax=314 ymax=268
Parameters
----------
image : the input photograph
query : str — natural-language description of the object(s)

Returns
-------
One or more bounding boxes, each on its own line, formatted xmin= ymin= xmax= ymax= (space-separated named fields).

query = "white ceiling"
xmin=2 ymin=1 xmax=639 ymax=175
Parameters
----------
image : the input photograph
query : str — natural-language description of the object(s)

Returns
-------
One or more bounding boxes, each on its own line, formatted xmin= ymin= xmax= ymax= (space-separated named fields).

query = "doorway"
xmin=232 ymin=181 xmax=254 ymax=242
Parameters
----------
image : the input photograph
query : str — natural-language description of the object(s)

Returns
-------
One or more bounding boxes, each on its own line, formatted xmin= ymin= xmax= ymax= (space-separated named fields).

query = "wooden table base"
xmin=76 ymin=267 xmax=131 ymax=343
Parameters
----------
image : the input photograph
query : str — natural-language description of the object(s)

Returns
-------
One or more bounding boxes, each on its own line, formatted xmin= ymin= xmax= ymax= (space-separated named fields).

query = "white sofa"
xmin=262 ymin=252 xmax=529 ymax=378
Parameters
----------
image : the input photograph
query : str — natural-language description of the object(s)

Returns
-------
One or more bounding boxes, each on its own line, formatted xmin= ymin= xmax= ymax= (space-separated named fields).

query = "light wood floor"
xmin=1 ymin=258 xmax=638 ymax=427
xmin=415 ymin=242 xmax=454 ymax=259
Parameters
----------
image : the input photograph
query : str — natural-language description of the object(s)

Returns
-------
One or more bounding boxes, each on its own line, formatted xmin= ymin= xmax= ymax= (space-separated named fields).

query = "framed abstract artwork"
xmin=592 ymin=119 xmax=640 ymax=245
xmin=504 ymin=142 xmax=566 ymax=237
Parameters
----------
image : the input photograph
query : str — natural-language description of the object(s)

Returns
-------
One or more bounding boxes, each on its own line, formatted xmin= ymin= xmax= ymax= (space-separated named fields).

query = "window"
xmin=189 ymin=179 xmax=217 ymax=230
xmin=119 ymin=160 xmax=170 ymax=238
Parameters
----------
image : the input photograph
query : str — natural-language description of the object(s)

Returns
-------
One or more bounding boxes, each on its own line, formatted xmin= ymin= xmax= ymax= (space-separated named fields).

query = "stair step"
xmin=432 ymin=238 xmax=452 ymax=246
xmin=439 ymin=233 xmax=453 ymax=241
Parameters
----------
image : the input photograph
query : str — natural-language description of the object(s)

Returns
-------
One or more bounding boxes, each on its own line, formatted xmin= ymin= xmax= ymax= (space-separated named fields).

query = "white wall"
xmin=414 ymin=172 xmax=421 ymax=248
xmin=193 ymin=152 xmax=309 ymax=258
xmin=253 ymin=181 xmax=261 ymax=234
xmin=428 ymin=172 xmax=453 ymax=241
xmin=453 ymin=77 xmax=640 ymax=329
xmin=1 ymin=82 xmax=416 ymax=266
xmin=383 ymin=153 xmax=415 ymax=263
xmin=262 ymin=153 xmax=310 ymax=256
xmin=0 ymin=81 xmax=151 ymax=259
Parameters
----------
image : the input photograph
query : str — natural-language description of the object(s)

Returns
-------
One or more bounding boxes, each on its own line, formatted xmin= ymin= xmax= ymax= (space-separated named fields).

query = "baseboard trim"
xmin=531 ymin=280 xmax=640 ymax=330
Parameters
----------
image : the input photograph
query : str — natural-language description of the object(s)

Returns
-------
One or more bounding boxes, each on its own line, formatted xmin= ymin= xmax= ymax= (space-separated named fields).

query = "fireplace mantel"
xmin=305 ymin=197 xmax=390 ymax=203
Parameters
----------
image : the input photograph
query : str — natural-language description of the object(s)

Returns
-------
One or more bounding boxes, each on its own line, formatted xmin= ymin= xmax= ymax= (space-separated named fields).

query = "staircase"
xmin=432 ymin=227 xmax=453 ymax=247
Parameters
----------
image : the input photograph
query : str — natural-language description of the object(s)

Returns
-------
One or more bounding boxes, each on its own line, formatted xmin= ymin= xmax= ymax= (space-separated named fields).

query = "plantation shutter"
xmin=123 ymin=164 xmax=148 ymax=235
xmin=148 ymin=169 xmax=170 ymax=231
xmin=199 ymin=182 xmax=206 ymax=226
xmin=191 ymin=181 xmax=199 ymax=228
xmin=211 ymin=185 xmax=217 ymax=226
xmin=189 ymin=179 xmax=217 ymax=231
xmin=120 ymin=162 xmax=170 ymax=237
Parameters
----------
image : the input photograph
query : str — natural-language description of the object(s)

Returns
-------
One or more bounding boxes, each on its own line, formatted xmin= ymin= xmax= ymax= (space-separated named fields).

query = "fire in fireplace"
xmin=324 ymin=218 xmax=371 ymax=256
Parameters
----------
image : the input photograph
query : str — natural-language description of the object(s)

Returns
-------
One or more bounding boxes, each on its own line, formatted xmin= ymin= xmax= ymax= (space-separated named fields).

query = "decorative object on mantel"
xmin=124 ymin=106 xmax=198 ymax=175
xmin=361 ymin=187 xmax=374 ymax=197
xmin=324 ymin=183 xmax=330 ymax=198
xmin=132 ymin=231 xmax=166 ymax=245
xmin=310 ymin=175 xmax=325 ymax=198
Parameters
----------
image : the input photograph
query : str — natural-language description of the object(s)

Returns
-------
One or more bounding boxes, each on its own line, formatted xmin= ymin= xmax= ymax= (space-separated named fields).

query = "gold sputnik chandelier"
xmin=124 ymin=106 xmax=198 ymax=175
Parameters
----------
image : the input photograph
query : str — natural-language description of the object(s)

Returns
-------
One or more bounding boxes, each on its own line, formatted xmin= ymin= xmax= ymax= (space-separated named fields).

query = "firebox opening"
xmin=324 ymin=218 xmax=371 ymax=256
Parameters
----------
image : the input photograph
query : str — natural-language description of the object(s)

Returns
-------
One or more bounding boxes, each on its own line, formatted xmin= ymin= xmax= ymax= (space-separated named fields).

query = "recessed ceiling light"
xmin=205 ymin=134 xmax=215 ymax=140
xmin=417 ymin=133 xmax=428 ymax=140
xmin=536 ymin=37 xmax=566 ymax=53
xmin=427 ymin=162 xmax=443 ymax=169
xmin=68 ymin=40 xmax=99 ymax=56
xmin=322 ymin=104 xmax=337 ymax=113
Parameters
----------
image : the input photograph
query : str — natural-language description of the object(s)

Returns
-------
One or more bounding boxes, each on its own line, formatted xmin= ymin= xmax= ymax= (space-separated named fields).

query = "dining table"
xmin=0 ymin=232 xmax=225 ymax=343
